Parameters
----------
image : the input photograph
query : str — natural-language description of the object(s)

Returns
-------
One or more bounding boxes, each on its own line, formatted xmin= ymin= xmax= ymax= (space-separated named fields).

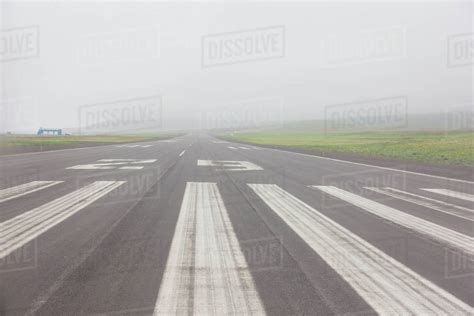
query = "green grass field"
xmin=225 ymin=130 xmax=474 ymax=167
xmin=0 ymin=133 xmax=183 ymax=147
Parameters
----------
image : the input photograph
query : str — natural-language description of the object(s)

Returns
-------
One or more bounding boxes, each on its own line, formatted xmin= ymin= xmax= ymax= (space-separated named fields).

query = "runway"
xmin=0 ymin=133 xmax=472 ymax=315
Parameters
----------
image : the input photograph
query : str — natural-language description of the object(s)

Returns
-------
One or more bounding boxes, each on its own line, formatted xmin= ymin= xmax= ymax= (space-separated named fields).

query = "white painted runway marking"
xmin=383 ymin=187 xmax=473 ymax=213
xmin=0 ymin=181 xmax=125 ymax=260
xmin=249 ymin=184 xmax=472 ymax=315
xmin=197 ymin=160 xmax=263 ymax=171
xmin=66 ymin=159 xmax=157 ymax=170
xmin=228 ymin=146 xmax=237 ymax=150
xmin=313 ymin=186 xmax=474 ymax=256
xmin=365 ymin=187 xmax=474 ymax=221
xmin=421 ymin=188 xmax=474 ymax=202
xmin=239 ymin=146 xmax=250 ymax=150
xmin=0 ymin=181 xmax=63 ymax=203
xmin=179 ymin=150 xmax=185 ymax=157
xmin=133 ymin=159 xmax=156 ymax=164
xmin=154 ymin=182 xmax=265 ymax=315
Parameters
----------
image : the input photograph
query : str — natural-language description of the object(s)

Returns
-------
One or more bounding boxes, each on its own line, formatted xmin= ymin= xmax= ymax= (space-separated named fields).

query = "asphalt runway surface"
xmin=0 ymin=133 xmax=472 ymax=315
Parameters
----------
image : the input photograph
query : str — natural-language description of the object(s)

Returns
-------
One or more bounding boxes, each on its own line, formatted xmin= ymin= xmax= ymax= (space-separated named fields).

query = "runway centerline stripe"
xmin=0 ymin=181 xmax=125 ymax=260
xmin=179 ymin=150 xmax=186 ymax=157
xmin=364 ymin=187 xmax=474 ymax=221
xmin=421 ymin=189 xmax=474 ymax=202
xmin=249 ymin=184 xmax=472 ymax=315
xmin=154 ymin=182 xmax=265 ymax=315
xmin=313 ymin=186 xmax=473 ymax=256
xmin=0 ymin=181 xmax=63 ymax=203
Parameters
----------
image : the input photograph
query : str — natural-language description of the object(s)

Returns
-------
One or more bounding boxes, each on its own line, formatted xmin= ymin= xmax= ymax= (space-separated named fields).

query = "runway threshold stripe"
xmin=154 ymin=182 xmax=265 ymax=315
xmin=0 ymin=181 xmax=125 ymax=259
xmin=384 ymin=187 xmax=474 ymax=213
xmin=0 ymin=181 xmax=63 ymax=203
xmin=364 ymin=187 xmax=474 ymax=221
xmin=249 ymin=184 xmax=472 ymax=315
xmin=421 ymin=189 xmax=474 ymax=202
xmin=313 ymin=186 xmax=473 ymax=256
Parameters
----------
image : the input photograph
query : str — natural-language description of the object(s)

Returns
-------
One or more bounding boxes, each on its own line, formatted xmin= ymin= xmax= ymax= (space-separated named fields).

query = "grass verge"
xmin=224 ymin=130 xmax=474 ymax=167
xmin=0 ymin=133 xmax=183 ymax=148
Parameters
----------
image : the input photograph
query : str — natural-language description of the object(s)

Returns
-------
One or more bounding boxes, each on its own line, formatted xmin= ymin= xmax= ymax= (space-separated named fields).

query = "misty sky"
xmin=1 ymin=1 xmax=472 ymax=133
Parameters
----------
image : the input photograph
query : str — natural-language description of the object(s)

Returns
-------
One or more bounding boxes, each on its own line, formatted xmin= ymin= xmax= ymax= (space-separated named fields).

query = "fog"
xmin=0 ymin=1 xmax=472 ymax=133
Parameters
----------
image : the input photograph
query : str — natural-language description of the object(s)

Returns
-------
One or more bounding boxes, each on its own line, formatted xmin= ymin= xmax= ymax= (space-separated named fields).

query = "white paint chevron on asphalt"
xmin=154 ymin=182 xmax=265 ymax=315
xmin=0 ymin=181 xmax=63 ymax=203
xmin=313 ymin=186 xmax=474 ymax=256
xmin=0 ymin=181 xmax=125 ymax=260
xmin=249 ymin=184 xmax=472 ymax=315
xmin=364 ymin=187 xmax=474 ymax=221
xmin=421 ymin=188 xmax=474 ymax=202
